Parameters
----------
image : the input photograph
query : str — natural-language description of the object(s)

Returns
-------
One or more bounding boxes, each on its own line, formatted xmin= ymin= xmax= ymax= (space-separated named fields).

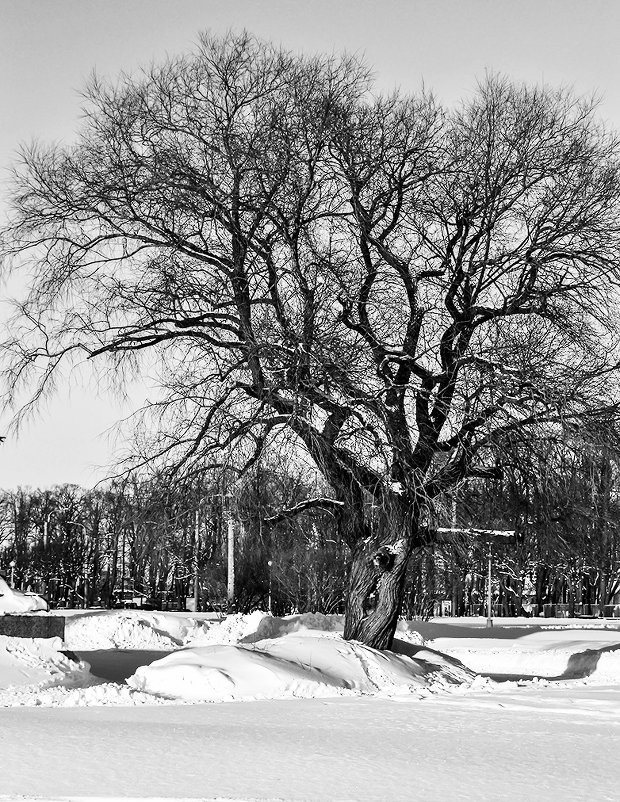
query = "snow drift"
xmin=61 ymin=609 xmax=425 ymax=651
xmin=127 ymin=633 xmax=474 ymax=702
xmin=431 ymin=627 xmax=620 ymax=679
xmin=0 ymin=634 xmax=95 ymax=706
xmin=62 ymin=609 xmax=266 ymax=650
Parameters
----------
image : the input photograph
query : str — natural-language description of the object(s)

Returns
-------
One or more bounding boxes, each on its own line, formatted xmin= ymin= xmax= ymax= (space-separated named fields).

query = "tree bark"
xmin=343 ymin=505 xmax=417 ymax=649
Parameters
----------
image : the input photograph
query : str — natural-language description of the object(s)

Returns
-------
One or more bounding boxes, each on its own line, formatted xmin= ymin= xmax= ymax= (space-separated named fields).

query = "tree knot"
xmin=372 ymin=545 xmax=396 ymax=573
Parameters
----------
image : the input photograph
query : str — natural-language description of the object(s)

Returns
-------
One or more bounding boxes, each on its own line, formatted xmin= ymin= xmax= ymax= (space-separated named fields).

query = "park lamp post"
xmin=9 ymin=559 xmax=16 ymax=589
xmin=267 ymin=560 xmax=273 ymax=614
xmin=436 ymin=526 xmax=514 ymax=626
xmin=484 ymin=532 xmax=515 ymax=628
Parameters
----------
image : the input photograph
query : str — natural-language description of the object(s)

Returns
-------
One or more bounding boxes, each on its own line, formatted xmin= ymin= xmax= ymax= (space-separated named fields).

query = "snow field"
xmin=2 ymin=612 xmax=620 ymax=801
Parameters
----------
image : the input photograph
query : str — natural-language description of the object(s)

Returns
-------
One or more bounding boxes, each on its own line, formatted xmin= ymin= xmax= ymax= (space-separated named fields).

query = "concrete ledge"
xmin=0 ymin=615 xmax=65 ymax=640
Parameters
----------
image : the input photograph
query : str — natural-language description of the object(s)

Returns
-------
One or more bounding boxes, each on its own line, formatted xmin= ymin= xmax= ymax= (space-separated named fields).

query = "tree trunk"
xmin=343 ymin=518 xmax=415 ymax=650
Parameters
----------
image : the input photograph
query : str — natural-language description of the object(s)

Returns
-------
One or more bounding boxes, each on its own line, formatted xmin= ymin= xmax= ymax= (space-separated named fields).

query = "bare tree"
xmin=3 ymin=32 xmax=620 ymax=647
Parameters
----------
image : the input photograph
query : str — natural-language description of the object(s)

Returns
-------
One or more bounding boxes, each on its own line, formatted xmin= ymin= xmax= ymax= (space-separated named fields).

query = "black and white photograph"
xmin=1 ymin=1 xmax=620 ymax=799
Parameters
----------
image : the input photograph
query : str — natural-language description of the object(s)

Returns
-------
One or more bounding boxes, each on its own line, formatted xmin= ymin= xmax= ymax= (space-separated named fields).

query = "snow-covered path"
xmin=2 ymin=684 xmax=620 ymax=801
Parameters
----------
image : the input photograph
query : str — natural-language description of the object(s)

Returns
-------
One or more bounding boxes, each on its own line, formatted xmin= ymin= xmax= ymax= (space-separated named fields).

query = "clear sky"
xmin=1 ymin=0 xmax=620 ymax=489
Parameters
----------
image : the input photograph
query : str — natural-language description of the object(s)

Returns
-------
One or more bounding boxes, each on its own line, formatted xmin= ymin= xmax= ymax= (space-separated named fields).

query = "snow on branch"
xmin=437 ymin=527 xmax=515 ymax=542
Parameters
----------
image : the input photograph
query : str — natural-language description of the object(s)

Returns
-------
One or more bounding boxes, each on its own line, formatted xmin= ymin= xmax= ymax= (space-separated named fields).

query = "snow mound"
xmin=63 ymin=609 xmax=270 ymax=650
xmin=184 ymin=610 xmax=268 ymax=645
xmin=0 ymin=576 xmax=48 ymax=612
xmin=64 ymin=611 xmax=184 ymax=649
xmin=127 ymin=634 xmax=474 ymax=702
xmin=239 ymin=612 xmax=426 ymax=646
xmin=591 ymin=648 xmax=620 ymax=681
xmin=241 ymin=611 xmax=343 ymax=642
xmin=60 ymin=609 xmax=425 ymax=652
xmin=0 ymin=635 xmax=94 ymax=704
xmin=395 ymin=619 xmax=426 ymax=645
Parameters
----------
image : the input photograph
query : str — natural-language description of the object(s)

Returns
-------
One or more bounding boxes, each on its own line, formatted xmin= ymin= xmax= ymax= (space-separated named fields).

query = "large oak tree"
xmin=3 ymin=32 xmax=620 ymax=647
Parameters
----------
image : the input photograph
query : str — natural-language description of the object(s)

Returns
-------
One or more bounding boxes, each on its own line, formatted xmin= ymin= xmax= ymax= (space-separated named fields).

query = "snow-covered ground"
xmin=1 ymin=610 xmax=620 ymax=800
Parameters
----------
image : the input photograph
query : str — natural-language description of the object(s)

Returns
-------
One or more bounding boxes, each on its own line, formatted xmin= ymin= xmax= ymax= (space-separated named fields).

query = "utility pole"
xmin=42 ymin=514 xmax=50 ymax=600
xmin=193 ymin=508 xmax=200 ymax=613
xmin=450 ymin=493 xmax=458 ymax=616
xmin=68 ymin=521 xmax=88 ymax=608
xmin=226 ymin=500 xmax=235 ymax=610
xmin=486 ymin=543 xmax=493 ymax=629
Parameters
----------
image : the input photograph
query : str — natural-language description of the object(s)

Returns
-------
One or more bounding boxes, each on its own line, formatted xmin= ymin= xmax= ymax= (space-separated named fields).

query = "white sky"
xmin=1 ymin=0 xmax=620 ymax=489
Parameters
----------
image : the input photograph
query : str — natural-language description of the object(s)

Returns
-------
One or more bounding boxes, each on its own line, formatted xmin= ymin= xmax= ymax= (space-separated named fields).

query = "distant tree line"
xmin=2 ymin=424 xmax=619 ymax=617
xmin=407 ymin=420 xmax=620 ymax=618
xmin=0 ymin=458 xmax=349 ymax=614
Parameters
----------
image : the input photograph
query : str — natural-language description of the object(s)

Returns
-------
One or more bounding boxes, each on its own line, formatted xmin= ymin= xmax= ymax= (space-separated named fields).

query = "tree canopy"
xmin=3 ymin=31 xmax=620 ymax=646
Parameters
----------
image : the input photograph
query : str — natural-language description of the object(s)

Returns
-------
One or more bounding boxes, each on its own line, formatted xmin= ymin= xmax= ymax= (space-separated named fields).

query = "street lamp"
xmin=9 ymin=560 xmax=16 ymax=589
xmin=267 ymin=560 xmax=273 ymax=614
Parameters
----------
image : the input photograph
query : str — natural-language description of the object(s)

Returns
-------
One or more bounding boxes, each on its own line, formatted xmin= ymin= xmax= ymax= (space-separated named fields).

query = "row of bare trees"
xmin=3 ymin=32 xmax=620 ymax=644
xmin=2 ymin=422 xmax=619 ymax=616
xmin=422 ymin=421 xmax=620 ymax=618
xmin=0 ymin=461 xmax=349 ymax=613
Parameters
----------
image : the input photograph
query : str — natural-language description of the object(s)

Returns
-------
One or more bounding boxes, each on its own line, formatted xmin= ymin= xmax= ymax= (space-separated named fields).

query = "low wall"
xmin=0 ymin=615 xmax=65 ymax=639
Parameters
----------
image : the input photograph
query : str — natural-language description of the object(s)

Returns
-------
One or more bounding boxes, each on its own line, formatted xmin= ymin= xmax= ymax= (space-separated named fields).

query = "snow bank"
xmin=241 ymin=611 xmax=426 ymax=645
xmin=591 ymin=648 xmax=620 ymax=681
xmin=0 ymin=634 xmax=96 ymax=706
xmin=0 ymin=632 xmax=184 ymax=708
xmin=127 ymin=634 xmax=474 ymax=702
xmin=240 ymin=611 xmax=343 ymax=642
xmin=430 ymin=628 xmax=620 ymax=680
xmin=4 ymin=611 xmax=620 ymax=711
xmin=395 ymin=619 xmax=427 ymax=645
xmin=62 ymin=609 xmax=426 ymax=652
xmin=64 ymin=611 xmax=180 ymax=649
xmin=187 ymin=610 xmax=268 ymax=645
xmin=63 ymin=609 xmax=267 ymax=650
xmin=61 ymin=609 xmax=425 ymax=652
